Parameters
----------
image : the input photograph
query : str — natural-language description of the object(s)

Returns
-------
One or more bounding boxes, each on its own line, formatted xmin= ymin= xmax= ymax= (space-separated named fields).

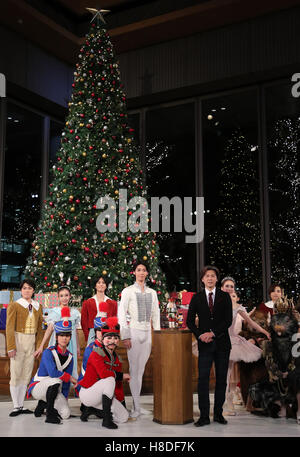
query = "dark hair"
xmin=199 ymin=265 xmax=220 ymax=281
xmin=20 ymin=279 xmax=36 ymax=291
xmin=268 ymin=283 xmax=281 ymax=296
xmin=133 ymin=260 xmax=149 ymax=272
xmin=95 ymin=329 xmax=103 ymax=339
xmin=233 ymin=290 xmax=240 ymax=299
xmin=55 ymin=333 xmax=72 ymax=346
xmin=93 ymin=275 xmax=110 ymax=289
xmin=56 ymin=332 xmax=72 ymax=338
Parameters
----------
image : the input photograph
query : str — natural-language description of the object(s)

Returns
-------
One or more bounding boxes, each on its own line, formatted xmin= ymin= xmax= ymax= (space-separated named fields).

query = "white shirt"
xmin=205 ymin=287 xmax=216 ymax=305
xmin=92 ymin=294 xmax=110 ymax=308
xmin=264 ymin=300 xmax=274 ymax=309
xmin=17 ymin=297 xmax=40 ymax=314
xmin=202 ymin=287 xmax=216 ymax=338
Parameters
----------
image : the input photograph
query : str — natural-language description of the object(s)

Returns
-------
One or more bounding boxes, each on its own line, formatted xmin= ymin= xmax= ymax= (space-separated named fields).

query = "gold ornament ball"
xmin=102 ymin=270 xmax=107 ymax=275
xmin=130 ymin=158 xmax=134 ymax=162
xmin=70 ymin=207 xmax=75 ymax=212
xmin=38 ymin=261 xmax=43 ymax=267
xmin=53 ymin=284 xmax=58 ymax=289
xmin=82 ymin=151 xmax=87 ymax=156
xmin=35 ymin=245 xmax=40 ymax=250
xmin=63 ymin=189 xmax=67 ymax=193
xmin=102 ymin=153 xmax=107 ymax=158
xmin=122 ymin=245 xmax=126 ymax=250
xmin=143 ymin=256 xmax=148 ymax=261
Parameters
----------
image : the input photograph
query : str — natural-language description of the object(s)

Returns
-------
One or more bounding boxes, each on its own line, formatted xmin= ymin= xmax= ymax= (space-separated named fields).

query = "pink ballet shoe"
xmin=233 ymin=387 xmax=243 ymax=405
xmin=225 ymin=392 xmax=236 ymax=416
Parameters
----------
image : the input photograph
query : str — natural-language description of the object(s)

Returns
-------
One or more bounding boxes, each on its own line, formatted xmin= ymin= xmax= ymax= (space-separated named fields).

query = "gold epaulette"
xmin=93 ymin=346 xmax=106 ymax=357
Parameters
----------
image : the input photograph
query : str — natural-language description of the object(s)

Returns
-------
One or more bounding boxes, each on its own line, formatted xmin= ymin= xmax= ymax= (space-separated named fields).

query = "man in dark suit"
xmin=187 ymin=265 xmax=232 ymax=426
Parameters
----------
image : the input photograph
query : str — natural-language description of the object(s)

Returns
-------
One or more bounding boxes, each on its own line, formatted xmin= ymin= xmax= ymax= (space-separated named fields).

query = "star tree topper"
xmin=86 ymin=7 xmax=110 ymax=24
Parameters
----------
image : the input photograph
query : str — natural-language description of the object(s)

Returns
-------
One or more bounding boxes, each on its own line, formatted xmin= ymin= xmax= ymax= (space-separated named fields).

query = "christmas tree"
xmin=268 ymin=118 xmax=300 ymax=297
xmin=207 ymin=130 xmax=262 ymax=302
xmin=25 ymin=12 xmax=167 ymax=303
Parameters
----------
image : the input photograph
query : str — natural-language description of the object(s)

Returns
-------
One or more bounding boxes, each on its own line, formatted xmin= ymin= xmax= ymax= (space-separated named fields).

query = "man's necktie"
xmin=208 ymin=292 xmax=213 ymax=314
xmin=28 ymin=304 xmax=32 ymax=312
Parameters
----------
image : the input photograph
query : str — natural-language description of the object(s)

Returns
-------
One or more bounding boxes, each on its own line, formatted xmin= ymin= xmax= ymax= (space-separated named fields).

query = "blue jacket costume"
xmin=76 ymin=339 xmax=100 ymax=394
xmin=27 ymin=345 xmax=73 ymax=399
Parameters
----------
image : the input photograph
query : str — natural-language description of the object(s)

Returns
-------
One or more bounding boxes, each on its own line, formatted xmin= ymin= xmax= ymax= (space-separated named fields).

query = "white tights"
xmin=127 ymin=329 xmax=152 ymax=412
xmin=31 ymin=378 xmax=70 ymax=419
xmin=226 ymin=360 xmax=235 ymax=396
xmin=79 ymin=377 xmax=129 ymax=423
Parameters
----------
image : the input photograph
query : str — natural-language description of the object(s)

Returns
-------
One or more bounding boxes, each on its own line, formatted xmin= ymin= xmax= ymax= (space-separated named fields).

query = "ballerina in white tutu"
xmin=226 ymin=291 xmax=270 ymax=415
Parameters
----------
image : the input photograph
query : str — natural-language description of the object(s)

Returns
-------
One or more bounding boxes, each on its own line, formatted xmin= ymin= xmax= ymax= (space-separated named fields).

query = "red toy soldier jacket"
xmin=78 ymin=343 xmax=124 ymax=403
xmin=81 ymin=297 xmax=118 ymax=341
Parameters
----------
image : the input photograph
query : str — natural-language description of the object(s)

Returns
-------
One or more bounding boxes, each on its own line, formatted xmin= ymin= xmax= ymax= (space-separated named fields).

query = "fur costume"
xmin=238 ymin=310 xmax=269 ymax=406
xmin=249 ymin=297 xmax=300 ymax=419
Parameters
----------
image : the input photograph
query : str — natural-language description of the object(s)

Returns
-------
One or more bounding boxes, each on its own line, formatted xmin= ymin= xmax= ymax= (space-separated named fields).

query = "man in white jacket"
xmin=118 ymin=261 xmax=160 ymax=417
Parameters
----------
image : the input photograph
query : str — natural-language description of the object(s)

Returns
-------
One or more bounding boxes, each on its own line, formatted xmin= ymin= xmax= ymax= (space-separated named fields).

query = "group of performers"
xmin=187 ymin=268 xmax=300 ymax=426
xmin=5 ymin=260 xmax=160 ymax=428
xmin=4 ymin=261 xmax=300 ymax=429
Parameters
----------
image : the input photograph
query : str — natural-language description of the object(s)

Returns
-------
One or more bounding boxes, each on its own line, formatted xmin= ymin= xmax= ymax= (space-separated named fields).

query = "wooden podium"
xmin=153 ymin=329 xmax=193 ymax=425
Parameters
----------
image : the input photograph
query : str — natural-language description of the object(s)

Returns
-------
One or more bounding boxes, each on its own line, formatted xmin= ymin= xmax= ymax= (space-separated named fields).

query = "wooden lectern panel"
xmin=153 ymin=329 xmax=193 ymax=425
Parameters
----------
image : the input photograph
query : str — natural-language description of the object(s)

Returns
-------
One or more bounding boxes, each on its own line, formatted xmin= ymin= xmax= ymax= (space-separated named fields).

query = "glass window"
xmin=202 ymin=90 xmax=262 ymax=304
xmin=49 ymin=119 xmax=64 ymax=181
xmin=265 ymin=80 xmax=300 ymax=298
xmin=1 ymin=102 xmax=43 ymax=288
xmin=127 ymin=112 xmax=140 ymax=145
xmin=145 ymin=103 xmax=196 ymax=292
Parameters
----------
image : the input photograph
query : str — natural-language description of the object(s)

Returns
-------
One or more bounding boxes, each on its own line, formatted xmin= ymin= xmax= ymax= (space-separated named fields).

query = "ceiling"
xmin=57 ymin=0 xmax=141 ymax=16
xmin=1 ymin=0 xmax=300 ymax=65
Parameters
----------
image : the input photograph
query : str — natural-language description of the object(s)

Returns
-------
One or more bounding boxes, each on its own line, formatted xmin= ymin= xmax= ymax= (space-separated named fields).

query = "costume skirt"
xmin=230 ymin=335 xmax=262 ymax=362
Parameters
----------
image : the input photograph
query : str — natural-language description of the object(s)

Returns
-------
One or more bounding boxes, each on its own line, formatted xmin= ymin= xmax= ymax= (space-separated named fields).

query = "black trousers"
xmin=197 ymin=345 xmax=230 ymax=418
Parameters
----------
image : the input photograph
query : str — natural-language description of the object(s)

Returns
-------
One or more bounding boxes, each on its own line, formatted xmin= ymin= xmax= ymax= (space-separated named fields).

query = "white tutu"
xmin=229 ymin=305 xmax=262 ymax=363
xmin=230 ymin=335 xmax=262 ymax=362
xmin=190 ymin=304 xmax=263 ymax=363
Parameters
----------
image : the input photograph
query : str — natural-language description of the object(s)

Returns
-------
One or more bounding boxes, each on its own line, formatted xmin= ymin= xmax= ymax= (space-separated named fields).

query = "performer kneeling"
xmin=78 ymin=317 xmax=130 ymax=429
xmin=77 ymin=301 xmax=108 ymax=421
xmin=27 ymin=307 xmax=77 ymax=424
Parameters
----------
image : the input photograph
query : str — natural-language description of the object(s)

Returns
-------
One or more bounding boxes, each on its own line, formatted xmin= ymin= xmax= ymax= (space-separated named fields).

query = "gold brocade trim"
xmin=24 ymin=313 xmax=36 ymax=335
